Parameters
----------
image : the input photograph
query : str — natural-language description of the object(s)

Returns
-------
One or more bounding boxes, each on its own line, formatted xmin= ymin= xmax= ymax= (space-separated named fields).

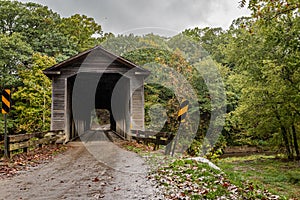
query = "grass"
xmin=149 ymin=158 xmax=281 ymax=199
xmin=119 ymin=140 xmax=299 ymax=199
xmin=124 ymin=144 xmax=143 ymax=153
xmin=217 ymin=154 xmax=300 ymax=199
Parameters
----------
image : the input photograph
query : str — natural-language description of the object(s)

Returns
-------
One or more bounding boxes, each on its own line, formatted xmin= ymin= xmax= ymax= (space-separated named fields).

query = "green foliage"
xmin=0 ymin=33 xmax=33 ymax=90
xmin=0 ymin=0 xmax=75 ymax=59
xmin=181 ymin=1 xmax=299 ymax=159
xmin=58 ymin=14 xmax=105 ymax=52
xmin=0 ymin=0 xmax=110 ymax=62
xmin=188 ymin=134 xmax=227 ymax=159
xmin=106 ymin=33 xmax=227 ymax=155
xmin=144 ymin=83 xmax=178 ymax=132
xmin=182 ymin=27 xmax=226 ymax=64
xmin=125 ymin=145 xmax=142 ymax=154
xmin=0 ymin=0 xmax=111 ymax=133
xmin=223 ymin=12 xmax=300 ymax=159
xmin=12 ymin=53 xmax=55 ymax=133
xmin=0 ymin=116 xmax=14 ymax=136
xmin=102 ymin=33 xmax=169 ymax=56
xmin=241 ymin=0 xmax=299 ymax=21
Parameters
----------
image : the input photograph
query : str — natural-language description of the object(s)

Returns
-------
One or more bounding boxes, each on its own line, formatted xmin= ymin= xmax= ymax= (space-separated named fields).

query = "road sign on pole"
xmin=2 ymin=89 xmax=11 ymax=158
xmin=177 ymin=99 xmax=189 ymax=123
xmin=2 ymin=89 xmax=11 ymax=114
xmin=170 ymin=99 xmax=189 ymax=156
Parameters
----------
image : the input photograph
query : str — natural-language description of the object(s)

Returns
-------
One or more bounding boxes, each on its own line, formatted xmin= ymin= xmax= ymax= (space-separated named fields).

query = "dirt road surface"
xmin=0 ymin=130 xmax=162 ymax=199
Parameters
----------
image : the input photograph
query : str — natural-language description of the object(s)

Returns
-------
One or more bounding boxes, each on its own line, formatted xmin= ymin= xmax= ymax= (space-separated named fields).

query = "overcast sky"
xmin=19 ymin=0 xmax=251 ymax=36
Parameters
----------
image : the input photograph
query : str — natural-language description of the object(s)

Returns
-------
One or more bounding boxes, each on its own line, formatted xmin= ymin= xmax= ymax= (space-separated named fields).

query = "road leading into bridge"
xmin=0 ymin=130 xmax=162 ymax=199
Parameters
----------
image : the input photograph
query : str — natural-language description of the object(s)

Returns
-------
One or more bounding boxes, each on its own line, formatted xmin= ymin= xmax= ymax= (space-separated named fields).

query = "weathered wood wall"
xmin=47 ymin=47 xmax=147 ymax=141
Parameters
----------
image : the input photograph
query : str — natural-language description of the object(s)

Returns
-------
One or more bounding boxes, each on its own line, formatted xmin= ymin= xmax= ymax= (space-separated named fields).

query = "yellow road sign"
xmin=178 ymin=99 xmax=189 ymax=122
xmin=2 ymin=89 xmax=11 ymax=114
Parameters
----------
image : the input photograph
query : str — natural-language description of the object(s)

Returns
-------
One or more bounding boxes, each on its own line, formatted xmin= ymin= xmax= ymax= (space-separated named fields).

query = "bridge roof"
xmin=43 ymin=45 xmax=150 ymax=76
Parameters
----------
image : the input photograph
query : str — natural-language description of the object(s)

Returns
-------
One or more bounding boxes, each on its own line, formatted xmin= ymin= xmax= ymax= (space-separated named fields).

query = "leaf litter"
xmin=0 ymin=144 xmax=68 ymax=179
xmin=147 ymin=158 xmax=281 ymax=199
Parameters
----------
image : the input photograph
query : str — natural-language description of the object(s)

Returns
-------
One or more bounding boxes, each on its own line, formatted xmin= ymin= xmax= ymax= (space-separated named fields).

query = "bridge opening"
xmin=66 ymin=72 xmax=130 ymax=141
xmin=90 ymin=109 xmax=111 ymax=130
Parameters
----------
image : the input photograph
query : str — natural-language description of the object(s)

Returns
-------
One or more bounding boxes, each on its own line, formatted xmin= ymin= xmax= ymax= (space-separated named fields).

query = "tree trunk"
xmin=288 ymin=129 xmax=294 ymax=157
xmin=292 ymin=124 xmax=300 ymax=160
xmin=281 ymin=126 xmax=293 ymax=160
xmin=274 ymin=109 xmax=293 ymax=160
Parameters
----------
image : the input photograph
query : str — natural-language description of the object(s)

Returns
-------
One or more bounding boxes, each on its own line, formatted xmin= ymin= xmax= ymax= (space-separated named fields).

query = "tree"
xmin=180 ymin=1 xmax=300 ymax=159
xmin=0 ymin=1 xmax=110 ymax=61
xmin=239 ymin=0 xmax=299 ymax=21
xmin=114 ymin=33 xmax=227 ymax=156
xmin=182 ymin=27 xmax=226 ymax=64
xmin=58 ymin=14 xmax=105 ymax=52
xmin=223 ymin=9 xmax=300 ymax=159
xmin=0 ymin=1 xmax=74 ymax=58
xmin=0 ymin=0 xmax=26 ymax=35
xmin=12 ymin=53 xmax=55 ymax=133
xmin=0 ymin=33 xmax=33 ymax=90
xmin=0 ymin=0 xmax=113 ymax=134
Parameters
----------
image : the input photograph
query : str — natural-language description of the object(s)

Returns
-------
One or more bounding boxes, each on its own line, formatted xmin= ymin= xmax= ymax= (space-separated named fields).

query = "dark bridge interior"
xmin=66 ymin=72 xmax=130 ymax=140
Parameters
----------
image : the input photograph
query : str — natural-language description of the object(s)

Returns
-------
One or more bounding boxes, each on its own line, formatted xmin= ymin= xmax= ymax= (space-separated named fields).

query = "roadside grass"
xmin=139 ymin=148 xmax=282 ymax=199
xmin=148 ymin=158 xmax=280 ymax=199
xmin=120 ymin=140 xmax=298 ymax=199
xmin=124 ymin=144 xmax=142 ymax=153
xmin=114 ymin=139 xmax=155 ymax=154
xmin=217 ymin=155 xmax=300 ymax=200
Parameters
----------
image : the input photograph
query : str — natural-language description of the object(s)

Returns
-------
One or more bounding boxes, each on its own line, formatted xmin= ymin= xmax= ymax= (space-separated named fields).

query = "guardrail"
xmin=0 ymin=130 xmax=63 ymax=158
xmin=220 ymin=145 xmax=275 ymax=158
xmin=130 ymin=130 xmax=174 ymax=150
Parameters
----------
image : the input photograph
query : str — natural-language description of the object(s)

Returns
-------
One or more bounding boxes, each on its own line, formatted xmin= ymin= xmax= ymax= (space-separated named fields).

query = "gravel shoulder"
xmin=0 ymin=130 xmax=162 ymax=200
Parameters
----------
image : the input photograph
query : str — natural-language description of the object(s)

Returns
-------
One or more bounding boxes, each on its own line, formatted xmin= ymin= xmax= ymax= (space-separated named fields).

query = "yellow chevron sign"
xmin=178 ymin=99 xmax=189 ymax=122
xmin=2 ymin=89 xmax=11 ymax=114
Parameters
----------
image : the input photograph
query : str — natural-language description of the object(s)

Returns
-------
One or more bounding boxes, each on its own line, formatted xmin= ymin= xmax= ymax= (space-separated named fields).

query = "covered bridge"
xmin=43 ymin=46 xmax=149 ymax=142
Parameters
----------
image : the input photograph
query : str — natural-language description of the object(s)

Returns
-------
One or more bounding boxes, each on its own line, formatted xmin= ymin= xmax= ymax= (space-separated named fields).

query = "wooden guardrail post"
xmin=3 ymin=131 xmax=61 ymax=157
xmin=130 ymin=130 xmax=174 ymax=151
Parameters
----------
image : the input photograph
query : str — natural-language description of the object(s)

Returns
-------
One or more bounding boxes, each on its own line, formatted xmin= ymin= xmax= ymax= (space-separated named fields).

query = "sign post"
xmin=2 ymin=89 xmax=11 ymax=158
xmin=177 ymin=99 xmax=189 ymax=123
xmin=170 ymin=99 xmax=189 ymax=156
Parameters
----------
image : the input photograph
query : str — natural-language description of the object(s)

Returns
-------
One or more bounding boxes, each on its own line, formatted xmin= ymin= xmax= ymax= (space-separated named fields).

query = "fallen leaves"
xmin=148 ymin=158 xmax=281 ymax=200
xmin=0 ymin=144 xmax=68 ymax=179
xmin=92 ymin=177 xmax=100 ymax=182
xmin=0 ymin=164 xmax=17 ymax=178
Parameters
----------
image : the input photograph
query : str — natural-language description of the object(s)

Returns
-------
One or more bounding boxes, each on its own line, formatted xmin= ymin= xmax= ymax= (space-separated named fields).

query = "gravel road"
xmin=0 ymin=130 xmax=162 ymax=199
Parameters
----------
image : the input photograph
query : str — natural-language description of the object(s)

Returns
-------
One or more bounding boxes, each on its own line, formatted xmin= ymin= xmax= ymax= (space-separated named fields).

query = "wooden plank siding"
xmin=44 ymin=46 xmax=149 ymax=141
xmin=51 ymin=76 xmax=66 ymax=130
xmin=130 ymin=75 xmax=145 ymax=130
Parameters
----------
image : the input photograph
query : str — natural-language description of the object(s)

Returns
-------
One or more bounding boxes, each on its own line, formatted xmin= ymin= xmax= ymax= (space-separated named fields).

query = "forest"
xmin=0 ymin=0 xmax=299 ymax=162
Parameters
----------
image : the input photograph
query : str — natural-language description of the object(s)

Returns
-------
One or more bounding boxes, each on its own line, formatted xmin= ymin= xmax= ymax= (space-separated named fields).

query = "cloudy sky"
xmin=19 ymin=0 xmax=251 ymax=36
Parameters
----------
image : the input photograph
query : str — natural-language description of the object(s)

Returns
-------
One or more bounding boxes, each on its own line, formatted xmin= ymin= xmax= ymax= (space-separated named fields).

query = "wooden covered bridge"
xmin=43 ymin=46 xmax=149 ymax=142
